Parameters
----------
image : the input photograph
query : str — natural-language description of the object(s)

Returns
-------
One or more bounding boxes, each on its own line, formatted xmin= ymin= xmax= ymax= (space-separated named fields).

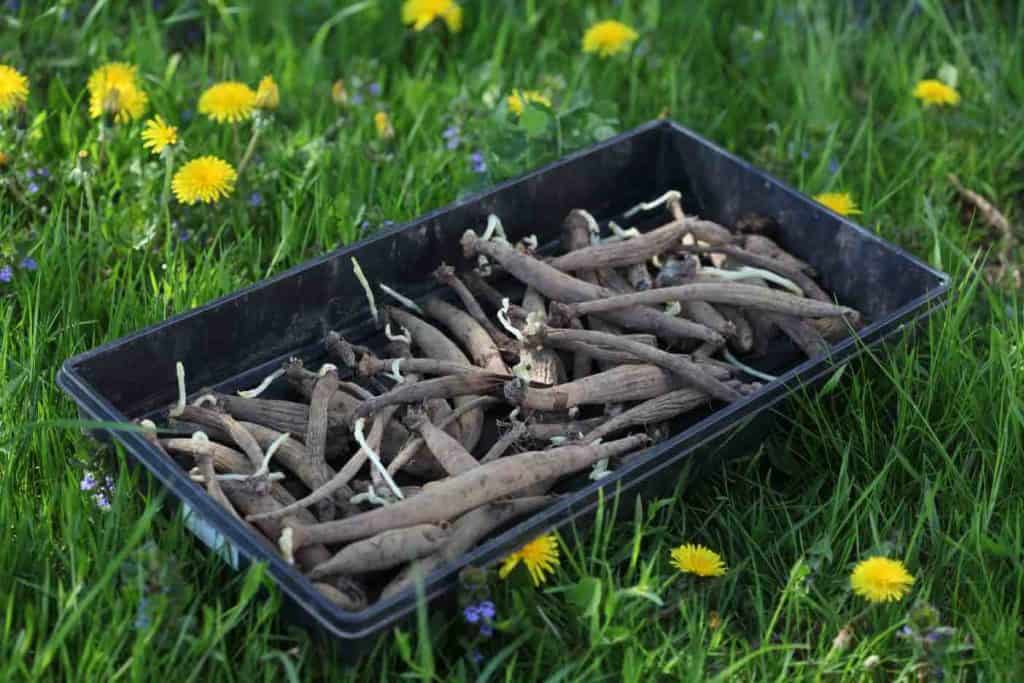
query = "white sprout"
xmin=651 ymin=254 xmax=663 ymax=268
xmin=250 ymin=432 xmax=290 ymax=479
xmin=385 ymin=323 xmax=412 ymax=345
xmin=238 ymin=367 xmax=287 ymax=398
xmin=497 ymin=298 xmax=524 ymax=341
xmin=354 ymin=418 xmax=404 ymax=501
xmin=191 ymin=393 xmax=218 ymax=408
xmin=664 ymin=301 xmax=682 ymax=316
xmin=723 ymin=349 xmax=778 ymax=382
xmin=608 ymin=221 xmax=641 ymax=241
xmin=622 ymin=190 xmax=682 ymax=219
xmin=589 ymin=458 xmax=612 ymax=480
xmin=476 ymin=253 xmax=492 ymax=276
xmin=351 ymin=257 xmax=379 ymax=325
xmin=579 ymin=209 xmax=601 ymax=245
xmin=380 ymin=284 xmax=424 ymax=314
xmin=169 ymin=362 xmax=186 ymax=418
xmin=384 ymin=359 xmax=404 ymax=383
xmin=190 ymin=471 xmax=286 ymax=483
xmin=520 ymin=234 xmax=538 ymax=250
xmin=279 ymin=527 xmax=295 ymax=565
xmin=481 ymin=214 xmax=507 ymax=242
xmin=701 ymin=266 xmax=803 ymax=296
xmin=139 ymin=419 xmax=157 ymax=431
xmin=317 ymin=363 xmax=338 ymax=377
xmin=350 ymin=485 xmax=390 ymax=506
xmin=191 ymin=431 xmax=209 ymax=443
xmin=508 ymin=407 xmax=520 ymax=421
xmin=568 ymin=406 xmax=580 ymax=419
xmin=549 ymin=436 xmax=568 ymax=446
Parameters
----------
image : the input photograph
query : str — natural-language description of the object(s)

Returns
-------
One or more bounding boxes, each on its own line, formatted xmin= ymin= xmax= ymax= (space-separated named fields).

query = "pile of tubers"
xmin=144 ymin=191 xmax=861 ymax=611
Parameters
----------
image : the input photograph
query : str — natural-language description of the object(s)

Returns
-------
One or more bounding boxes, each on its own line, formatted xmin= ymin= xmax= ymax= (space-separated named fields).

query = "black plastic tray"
xmin=57 ymin=119 xmax=950 ymax=656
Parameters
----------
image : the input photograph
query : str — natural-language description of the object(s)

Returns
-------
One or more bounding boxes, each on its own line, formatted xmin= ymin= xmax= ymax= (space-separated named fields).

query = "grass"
xmin=1 ymin=0 xmax=1022 ymax=679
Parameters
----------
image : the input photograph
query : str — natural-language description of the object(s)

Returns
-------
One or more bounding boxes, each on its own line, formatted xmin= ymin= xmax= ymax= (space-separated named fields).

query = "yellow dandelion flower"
xmin=140 ymin=115 xmax=178 ymax=155
xmin=850 ymin=557 xmax=914 ymax=603
xmin=0 ymin=65 xmax=29 ymax=113
xmin=670 ymin=543 xmax=726 ymax=577
xmin=507 ymin=89 xmax=551 ymax=117
xmin=172 ymin=156 xmax=237 ymax=205
xmin=814 ymin=192 xmax=862 ymax=216
xmin=198 ymin=81 xmax=257 ymax=124
xmin=374 ymin=111 xmax=395 ymax=140
xmin=255 ymin=75 xmax=279 ymax=110
xmin=582 ymin=20 xmax=639 ymax=58
xmin=402 ymin=0 xmax=463 ymax=33
xmin=913 ymin=79 xmax=960 ymax=107
xmin=87 ymin=62 xmax=148 ymax=123
xmin=499 ymin=533 xmax=559 ymax=586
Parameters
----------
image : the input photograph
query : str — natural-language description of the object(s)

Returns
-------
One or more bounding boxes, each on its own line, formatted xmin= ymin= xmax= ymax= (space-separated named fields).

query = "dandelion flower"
xmin=374 ymin=111 xmax=395 ymax=140
xmin=402 ymin=0 xmax=463 ymax=33
xmin=670 ymin=543 xmax=726 ymax=577
xmin=141 ymin=115 xmax=178 ymax=155
xmin=499 ymin=533 xmax=559 ymax=586
xmin=255 ymin=74 xmax=279 ymax=110
xmin=172 ymin=156 xmax=237 ymax=205
xmin=507 ymin=89 xmax=551 ymax=117
xmin=0 ymin=64 xmax=29 ymax=113
xmin=814 ymin=192 xmax=862 ymax=216
xmin=582 ymin=20 xmax=639 ymax=58
xmin=850 ymin=556 xmax=914 ymax=603
xmin=198 ymin=81 xmax=256 ymax=124
xmin=913 ymin=79 xmax=960 ymax=107
xmin=87 ymin=63 xmax=148 ymax=123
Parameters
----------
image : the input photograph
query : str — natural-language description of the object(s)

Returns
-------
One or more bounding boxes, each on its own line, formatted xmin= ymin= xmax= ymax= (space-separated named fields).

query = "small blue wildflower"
xmin=479 ymin=623 xmax=494 ymax=638
xmin=5 ymin=0 xmax=21 ymax=12
xmin=828 ymin=158 xmax=839 ymax=175
xmin=248 ymin=191 xmax=263 ymax=207
xmin=20 ymin=257 xmax=37 ymax=271
xmin=80 ymin=472 xmax=99 ymax=490
xmin=0 ymin=265 xmax=12 ymax=283
xmin=443 ymin=125 xmax=462 ymax=150
xmin=134 ymin=596 xmax=152 ymax=629
xmin=368 ymin=82 xmax=382 ymax=97
xmin=93 ymin=492 xmax=111 ymax=509
xmin=177 ymin=229 xmax=193 ymax=243
xmin=898 ymin=625 xmax=914 ymax=637
xmin=477 ymin=600 xmax=495 ymax=620
xmin=470 ymin=649 xmax=484 ymax=665
xmin=351 ymin=92 xmax=364 ymax=106
xmin=105 ymin=475 xmax=115 ymax=490
xmin=463 ymin=605 xmax=480 ymax=624
xmin=25 ymin=168 xmax=34 ymax=179
xmin=27 ymin=182 xmax=39 ymax=194
xmin=38 ymin=167 xmax=50 ymax=178
xmin=470 ymin=151 xmax=487 ymax=174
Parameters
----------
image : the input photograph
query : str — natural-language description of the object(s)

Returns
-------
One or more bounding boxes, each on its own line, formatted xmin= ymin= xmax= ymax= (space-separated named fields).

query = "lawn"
xmin=1 ymin=0 xmax=1022 ymax=680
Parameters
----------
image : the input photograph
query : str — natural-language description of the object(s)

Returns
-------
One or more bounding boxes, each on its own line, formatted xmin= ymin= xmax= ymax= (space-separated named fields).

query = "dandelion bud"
xmin=331 ymin=79 xmax=348 ymax=107
xmin=374 ymin=111 xmax=395 ymax=140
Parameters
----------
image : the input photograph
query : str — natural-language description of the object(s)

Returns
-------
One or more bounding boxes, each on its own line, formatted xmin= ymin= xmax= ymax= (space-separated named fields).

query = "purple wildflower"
xmin=0 ymin=265 xmax=12 ymax=283
xmin=470 ymin=649 xmax=484 ymax=665
xmin=93 ymin=492 xmax=111 ymax=509
xmin=477 ymin=600 xmax=495 ymax=620
xmin=351 ymin=92 xmax=364 ymax=106
xmin=368 ymin=82 xmax=382 ymax=97
xmin=25 ymin=168 xmax=34 ymax=179
xmin=443 ymin=125 xmax=461 ymax=150
xmin=80 ymin=472 xmax=99 ymax=490
xmin=27 ymin=182 xmax=39 ymax=194
xmin=479 ymin=623 xmax=494 ymax=638
xmin=37 ymin=167 xmax=50 ymax=178
xmin=463 ymin=605 xmax=480 ymax=624
xmin=470 ymin=151 xmax=487 ymax=174
xmin=19 ymin=257 xmax=37 ymax=271
xmin=248 ymin=191 xmax=262 ymax=207
xmin=177 ymin=229 xmax=193 ymax=242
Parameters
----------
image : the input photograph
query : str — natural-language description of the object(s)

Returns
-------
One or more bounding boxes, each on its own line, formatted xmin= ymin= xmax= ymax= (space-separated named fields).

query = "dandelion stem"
xmin=236 ymin=125 xmax=263 ymax=178
xmin=161 ymin=148 xmax=174 ymax=233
